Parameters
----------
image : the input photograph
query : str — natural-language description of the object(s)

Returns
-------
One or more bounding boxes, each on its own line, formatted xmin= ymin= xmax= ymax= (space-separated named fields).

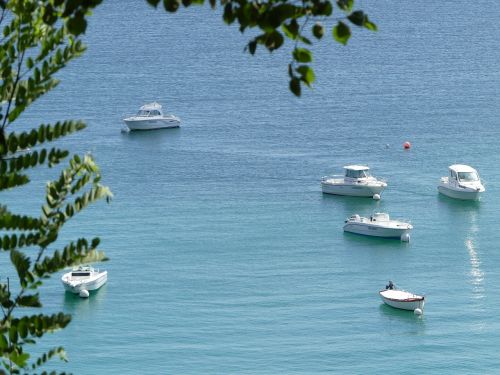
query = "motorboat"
xmin=343 ymin=212 xmax=412 ymax=241
xmin=123 ymin=102 xmax=180 ymax=130
xmin=321 ymin=165 xmax=387 ymax=199
xmin=379 ymin=281 xmax=425 ymax=312
xmin=61 ymin=265 xmax=107 ymax=295
xmin=438 ymin=164 xmax=485 ymax=200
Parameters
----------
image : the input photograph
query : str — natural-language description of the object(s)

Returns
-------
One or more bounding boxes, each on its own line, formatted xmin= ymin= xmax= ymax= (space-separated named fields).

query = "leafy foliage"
xmin=146 ymin=0 xmax=377 ymax=95
xmin=0 ymin=1 xmax=110 ymax=373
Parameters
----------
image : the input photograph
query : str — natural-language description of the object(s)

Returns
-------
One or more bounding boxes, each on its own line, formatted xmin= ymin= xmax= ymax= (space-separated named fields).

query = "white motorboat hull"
xmin=62 ymin=271 xmax=107 ymax=294
xmin=379 ymin=291 xmax=424 ymax=311
xmin=343 ymin=223 xmax=411 ymax=240
xmin=321 ymin=182 xmax=385 ymax=197
xmin=123 ymin=117 xmax=180 ymax=131
xmin=438 ymin=185 xmax=483 ymax=201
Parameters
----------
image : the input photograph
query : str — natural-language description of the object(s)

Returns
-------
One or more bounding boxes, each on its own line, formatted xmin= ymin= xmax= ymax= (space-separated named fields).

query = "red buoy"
xmin=403 ymin=141 xmax=411 ymax=150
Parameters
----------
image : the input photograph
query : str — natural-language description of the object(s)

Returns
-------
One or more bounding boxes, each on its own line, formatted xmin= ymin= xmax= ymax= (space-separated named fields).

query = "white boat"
xmin=321 ymin=165 xmax=387 ymax=198
xmin=61 ymin=265 xmax=107 ymax=294
xmin=123 ymin=102 xmax=180 ymax=130
xmin=343 ymin=212 xmax=412 ymax=241
xmin=379 ymin=281 xmax=425 ymax=312
xmin=438 ymin=164 xmax=485 ymax=200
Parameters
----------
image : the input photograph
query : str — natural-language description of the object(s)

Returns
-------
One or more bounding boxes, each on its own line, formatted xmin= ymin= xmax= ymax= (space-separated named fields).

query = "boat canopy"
xmin=344 ymin=165 xmax=370 ymax=171
xmin=344 ymin=165 xmax=371 ymax=179
xmin=140 ymin=102 xmax=162 ymax=111
xmin=137 ymin=109 xmax=162 ymax=116
xmin=372 ymin=212 xmax=390 ymax=221
xmin=448 ymin=164 xmax=477 ymax=173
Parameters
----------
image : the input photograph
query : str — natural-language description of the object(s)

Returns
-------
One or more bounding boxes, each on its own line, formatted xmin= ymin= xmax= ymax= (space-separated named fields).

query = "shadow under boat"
xmin=378 ymin=303 xmax=426 ymax=324
xmin=120 ymin=126 xmax=181 ymax=142
xmin=63 ymin=284 xmax=107 ymax=315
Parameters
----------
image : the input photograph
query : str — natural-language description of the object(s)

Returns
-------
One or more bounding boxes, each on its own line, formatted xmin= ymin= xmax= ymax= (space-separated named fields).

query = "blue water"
xmin=3 ymin=0 xmax=500 ymax=373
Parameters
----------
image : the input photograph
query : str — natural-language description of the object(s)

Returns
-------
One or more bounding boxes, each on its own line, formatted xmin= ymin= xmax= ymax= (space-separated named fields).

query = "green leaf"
xmin=264 ymin=31 xmax=284 ymax=51
xmin=0 ymin=334 xmax=8 ymax=349
xmin=337 ymin=0 xmax=353 ymax=12
xmin=9 ymin=351 xmax=30 ymax=367
xmin=247 ymin=40 xmax=257 ymax=55
xmin=364 ymin=19 xmax=377 ymax=31
xmin=18 ymin=320 xmax=28 ymax=338
xmin=312 ymin=22 xmax=324 ymax=39
xmin=347 ymin=10 xmax=377 ymax=31
xmin=10 ymin=249 xmax=31 ymax=287
xmin=18 ymin=294 xmax=42 ymax=308
xmin=0 ymin=173 xmax=30 ymax=190
xmin=333 ymin=21 xmax=351 ymax=45
xmin=289 ymin=77 xmax=301 ymax=97
xmin=163 ymin=0 xmax=181 ymax=12
xmin=9 ymin=326 xmax=18 ymax=344
xmin=347 ymin=10 xmax=365 ymax=26
xmin=282 ymin=19 xmax=299 ymax=40
xmin=292 ymin=48 xmax=312 ymax=63
xmin=296 ymin=65 xmax=315 ymax=87
xmin=66 ymin=11 xmax=87 ymax=35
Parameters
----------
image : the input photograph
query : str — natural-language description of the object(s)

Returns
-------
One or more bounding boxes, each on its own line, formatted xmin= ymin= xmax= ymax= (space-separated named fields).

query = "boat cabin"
xmin=136 ymin=102 xmax=163 ymax=117
xmin=371 ymin=212 xmax=390 ymax=222
xmin=71 ymin=266 xmax=93 ymax=277
xmin=137 ymin=109 xmax=162 ymax=117
xmin=448 ymin=164 xmax=480 ymax=183
xmin=344 ymin=165 xmax=371 ymax=179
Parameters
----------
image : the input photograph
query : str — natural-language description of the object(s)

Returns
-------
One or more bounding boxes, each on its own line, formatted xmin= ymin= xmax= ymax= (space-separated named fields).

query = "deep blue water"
xmin=3 ymin=0 xmax=500 ymax=373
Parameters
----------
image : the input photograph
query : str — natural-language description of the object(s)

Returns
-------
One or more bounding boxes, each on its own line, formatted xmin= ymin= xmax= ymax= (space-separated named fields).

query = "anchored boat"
xmin=379 ymin=281 xmax=425 ymax=313
xmin=343 ymin=213 xmax=412 ymax=242
xmin=438 ymin=164 xmax=485 ymax=200
xmin=61 ymin=265 xmax=107 ymax=295
xmin=123 ymin=102 xmax=180 ymax=131
xmin=321 ymin=165 xmax=387 ymax=199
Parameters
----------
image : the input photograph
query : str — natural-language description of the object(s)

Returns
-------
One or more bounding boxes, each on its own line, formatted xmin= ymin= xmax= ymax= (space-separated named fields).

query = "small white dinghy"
xmin=61 ymin=265 xmax=107 ymax=296
xmin=343 ymin=213 xmax=412 ymax=242
xmin=321 ymin=165 xmax=387 ymax=199
xmin=379 ymin=281 xmax=424 ymax=313
xmin=438 ymin=164 xmax=485 ymax=200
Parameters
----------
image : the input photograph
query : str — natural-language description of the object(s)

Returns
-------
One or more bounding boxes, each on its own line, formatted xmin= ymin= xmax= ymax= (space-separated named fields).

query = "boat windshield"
xmin=457 ymin=171 xmax=479 ymax=182
xmin=137 ymin=110 xmax=161 ymax=117
xmin=71 ymin=272 xmax=91 ymax=276
xmin=346 ymin=169 xmax=371 ymax=178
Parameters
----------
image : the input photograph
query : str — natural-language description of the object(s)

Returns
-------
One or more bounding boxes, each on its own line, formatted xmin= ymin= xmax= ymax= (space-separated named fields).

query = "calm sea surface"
xmin=3 ymin=0 xmax=500 ymax=373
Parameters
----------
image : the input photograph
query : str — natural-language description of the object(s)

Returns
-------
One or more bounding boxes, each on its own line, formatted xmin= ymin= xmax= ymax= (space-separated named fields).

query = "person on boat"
xmin=386 ymin=281 xmax=394 ymax=290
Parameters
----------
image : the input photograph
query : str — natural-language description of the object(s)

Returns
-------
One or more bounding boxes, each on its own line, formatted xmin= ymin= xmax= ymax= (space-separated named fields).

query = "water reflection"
xmin=465 ymin=213 xmax=484 ymax=301
xmin=120 ymin=127 xmax=181 ymax=144
xmin=342 ymin=231 xmax=409 ymax=249
xmin=378 ymin=304 xmax=426 ymax=332
xmin=63 ymin=285 xmax=107 ymax=317
xmin=437 ymin=195 xmax=484 ymax=303
xmin=437 ymin=193 xmax=481 ymax=212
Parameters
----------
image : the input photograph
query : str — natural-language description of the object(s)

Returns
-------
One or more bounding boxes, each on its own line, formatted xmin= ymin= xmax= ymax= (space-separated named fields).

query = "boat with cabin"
xmin=343 ymin=213 xmax=412 ymax=241
xmin=123 ymin=102 xmax=180 ymax=130
xmin=321 ymin=165 xmax=387 ymax=199
xmin=61 ymin=265 xmax=107 ymax=295
xmin=438 ymin=164 xmax=485 ymax=200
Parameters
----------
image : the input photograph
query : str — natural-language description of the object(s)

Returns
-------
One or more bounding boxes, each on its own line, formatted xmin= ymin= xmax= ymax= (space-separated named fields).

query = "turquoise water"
xmin=3 ymin=0 xmax=500 ymax=373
